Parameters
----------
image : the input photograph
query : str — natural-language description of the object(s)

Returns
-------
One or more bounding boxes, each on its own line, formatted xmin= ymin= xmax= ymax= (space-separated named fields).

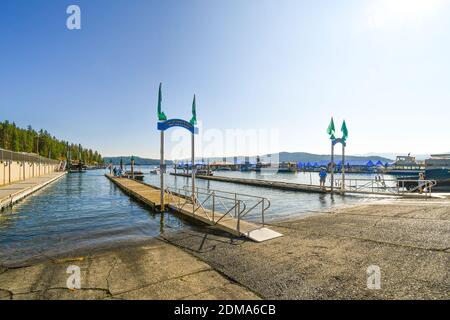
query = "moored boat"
xmin=383 ymin=155 xmax=424 ymax=176
xmin=424 ymin=154 xmax=450 ymax=190
xmin=122 ymin=170 xmax=145 ymax=181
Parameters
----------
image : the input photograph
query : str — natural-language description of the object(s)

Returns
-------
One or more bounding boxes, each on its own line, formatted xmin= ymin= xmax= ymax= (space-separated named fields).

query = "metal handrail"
xmin=165 ymin=185 xmax=270 ymax=233
xmin=343 ymin=178 xmax=436 ymax=196
xmin=166 ymin=185 xmax=246 ymax=221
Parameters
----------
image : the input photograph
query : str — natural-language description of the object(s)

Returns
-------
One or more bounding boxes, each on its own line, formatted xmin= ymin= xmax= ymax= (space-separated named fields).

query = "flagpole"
xmin=191 ymin=132 xmax=195 ymax=214
xmin=160 ymin=130 xmax=165 ymax=211
xmin=341 ymin=143 xmax=345 ymax=192
xmin=330 ymin=140 xmax=334 ymax=194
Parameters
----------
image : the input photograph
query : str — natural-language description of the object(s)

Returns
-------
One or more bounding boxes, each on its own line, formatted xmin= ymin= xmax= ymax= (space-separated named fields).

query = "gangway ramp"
xmin=105 ymin=175 xmax=282 ymax=242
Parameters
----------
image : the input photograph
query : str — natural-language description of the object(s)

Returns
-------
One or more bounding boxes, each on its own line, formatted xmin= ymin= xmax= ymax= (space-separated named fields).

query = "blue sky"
xmin=1 ymin=0 xmax=449 ymax=159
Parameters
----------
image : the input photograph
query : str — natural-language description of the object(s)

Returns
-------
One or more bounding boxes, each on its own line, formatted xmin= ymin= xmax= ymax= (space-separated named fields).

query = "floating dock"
xmin=105 ymin=174 xmax=282 ymax=242
xmin=0 ymin=172 xmax=67 ymax=210
xmin=171 ymin=172 xmax=330 ymax=194
xmin=170 ymin=173 xmax=439 ymax=198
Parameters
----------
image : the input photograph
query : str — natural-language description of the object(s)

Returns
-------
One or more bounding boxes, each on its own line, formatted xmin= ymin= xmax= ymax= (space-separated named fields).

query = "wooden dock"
xmin=171 ymin=172 xmax=330 ymax=194
xmin=106 ymin=174 xmax=282 ymax=242
xmin=0 ymin=172 xmax=67 ymax=210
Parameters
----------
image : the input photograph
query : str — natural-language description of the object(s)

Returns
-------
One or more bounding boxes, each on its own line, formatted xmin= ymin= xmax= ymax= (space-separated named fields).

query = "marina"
xmin=2 ymin=0 xmax=450 ymax=303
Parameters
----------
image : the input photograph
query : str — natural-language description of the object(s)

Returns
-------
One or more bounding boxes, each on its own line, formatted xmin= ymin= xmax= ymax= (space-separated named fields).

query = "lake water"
xmin=0 ymin=170 xmax=186 ymax=266
xmin=0 ymin=167 xmax=383 ymax=266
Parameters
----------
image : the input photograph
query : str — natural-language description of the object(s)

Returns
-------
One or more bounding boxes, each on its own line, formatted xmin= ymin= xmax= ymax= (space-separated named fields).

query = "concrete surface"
xmin=0 ymin=238 xmax=258 ymax=300
xmin=161 ymin=199 xmax=450 ymax=299
xmin=1 ymin=198 xmax=448 ymax=300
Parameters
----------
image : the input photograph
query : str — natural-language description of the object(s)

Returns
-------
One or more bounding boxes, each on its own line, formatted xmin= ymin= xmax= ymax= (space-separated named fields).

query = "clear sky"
xmin=1 ymin=0 xmax=449 ymax=159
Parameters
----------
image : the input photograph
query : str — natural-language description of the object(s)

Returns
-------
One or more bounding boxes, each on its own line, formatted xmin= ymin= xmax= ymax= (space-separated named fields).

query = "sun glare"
xmin=367 ymin=0 xmax=443 ymax=30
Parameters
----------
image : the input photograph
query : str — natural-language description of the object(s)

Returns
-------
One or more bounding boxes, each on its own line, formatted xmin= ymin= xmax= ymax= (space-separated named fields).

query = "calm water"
xmin=144 ymin=169 xmax=381 ymax=221
xmin=0 ymin=170 xmax=186 ymax=266
xmin=0 ymin=167 xmax=382 ymax=266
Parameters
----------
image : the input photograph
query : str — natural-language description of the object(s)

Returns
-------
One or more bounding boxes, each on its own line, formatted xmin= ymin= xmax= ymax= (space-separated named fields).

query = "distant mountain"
xmin=103 ymin=156 xmax=172 ymax=166
xmin=196 ymin=152 xmax=393 ymax=164
xmin=275 ymin=152 xmax=393 ymax=163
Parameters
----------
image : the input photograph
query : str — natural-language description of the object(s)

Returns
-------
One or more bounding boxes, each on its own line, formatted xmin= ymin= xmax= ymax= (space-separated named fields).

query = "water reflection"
xmin=0 ymin=170 xmax=185 ymax=266
xmin=0 ymin=168 xmax=377 ymax=266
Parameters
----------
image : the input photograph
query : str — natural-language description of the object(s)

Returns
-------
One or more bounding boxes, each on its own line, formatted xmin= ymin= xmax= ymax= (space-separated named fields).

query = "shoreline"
xmin=1 ymin=199 xmax=449 ymax=299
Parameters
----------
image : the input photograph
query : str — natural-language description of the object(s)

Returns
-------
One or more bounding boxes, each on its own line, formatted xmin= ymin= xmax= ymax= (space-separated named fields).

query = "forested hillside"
xmin=0 ymin=121 xmax=103 ymax=164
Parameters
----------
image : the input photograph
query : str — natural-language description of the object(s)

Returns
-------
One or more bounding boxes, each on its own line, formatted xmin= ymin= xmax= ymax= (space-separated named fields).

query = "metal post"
xmin=191 ymin=133 xmax=195 ymax=214
xmin=234 ymin=193 xmax=237 ymax=218
xmin=212 ymin=192 xmax=215 ymax=222
xmin=131 ymin=157 xmax=135 ymax=179
xmin=330 ymin=141 xmax=334 ymax=193
xmin=237 ymin=200 xmax=241 ymax=233
xmin=262 ymin=200 xmax=265 ymax=226
xmin=341 ymin=143 xmax=345 ymax=192
xmin=160 ymin=131 xmax=165 ymax=211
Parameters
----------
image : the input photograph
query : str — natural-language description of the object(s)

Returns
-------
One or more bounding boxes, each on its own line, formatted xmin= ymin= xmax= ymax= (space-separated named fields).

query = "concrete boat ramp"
xmin=105 ymin=174 xmax=282 ymax=242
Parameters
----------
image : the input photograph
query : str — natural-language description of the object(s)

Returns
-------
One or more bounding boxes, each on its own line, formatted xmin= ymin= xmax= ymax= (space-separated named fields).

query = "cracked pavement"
xmin=0 ymin=238 xmax=259 ymax=300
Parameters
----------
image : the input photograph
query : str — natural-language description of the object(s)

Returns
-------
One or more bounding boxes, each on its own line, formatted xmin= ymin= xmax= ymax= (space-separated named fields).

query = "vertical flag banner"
xmin=327 ymin=117 xmax=336 ymax=140
xmin=157 ymin=83 xmax=167 ymax=121
xmin=190 ymin=95 xmax=197 ymax=125
xmin=341 ymin=120 xmax=348 ymax=141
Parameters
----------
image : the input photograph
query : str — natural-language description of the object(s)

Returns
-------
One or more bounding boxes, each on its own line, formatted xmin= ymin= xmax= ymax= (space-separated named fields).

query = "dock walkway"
xmin=106 ymin=174 xmax=282 ymax=242
xmin=0 ymin=172 xmax=66 ymax=210
xmin=171 ymin=172 xmax=330 ymax=193
xmin=170 ymin=173 xmax=439 ymax=198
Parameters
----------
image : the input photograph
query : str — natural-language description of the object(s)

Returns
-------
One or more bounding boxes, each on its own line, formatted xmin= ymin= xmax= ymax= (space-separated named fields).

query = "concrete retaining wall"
xmin=0 ymin=161 xmax=60 ymax=186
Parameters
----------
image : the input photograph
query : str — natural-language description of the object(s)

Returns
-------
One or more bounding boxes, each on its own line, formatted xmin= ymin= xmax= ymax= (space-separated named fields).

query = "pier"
xmin=171 ymin=172 xmax=330 ymax=193
xmin=170 ymin=172 xmax=439 ymax=198
xmin=0 ymin=172 xmax=67 ymax=210
xmin=105 ymin=174 xmax=282 ymax=242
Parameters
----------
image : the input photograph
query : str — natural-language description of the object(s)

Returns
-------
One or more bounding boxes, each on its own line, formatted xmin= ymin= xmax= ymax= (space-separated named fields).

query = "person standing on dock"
xmin=418 ymin=172 xmax=425 ymax=194
xmin=319 ymin=167 xmax=327 ymax=189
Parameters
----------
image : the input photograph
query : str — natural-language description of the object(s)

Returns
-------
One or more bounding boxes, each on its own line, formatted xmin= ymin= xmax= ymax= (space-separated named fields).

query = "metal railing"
xmin=0 ymin=148 xmax=60 ymax=165
xmin=341 ymin=178 xmax=437 ymax=196
xmin=165 ymin=185 xmax=271 ymax=233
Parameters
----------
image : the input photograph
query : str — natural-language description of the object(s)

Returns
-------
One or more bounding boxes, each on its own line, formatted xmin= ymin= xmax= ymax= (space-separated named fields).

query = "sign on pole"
xmin=156 ymin=84 xmax=199 ymax=211
xmin=327 ymin=118 xmax=349 ymax=193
